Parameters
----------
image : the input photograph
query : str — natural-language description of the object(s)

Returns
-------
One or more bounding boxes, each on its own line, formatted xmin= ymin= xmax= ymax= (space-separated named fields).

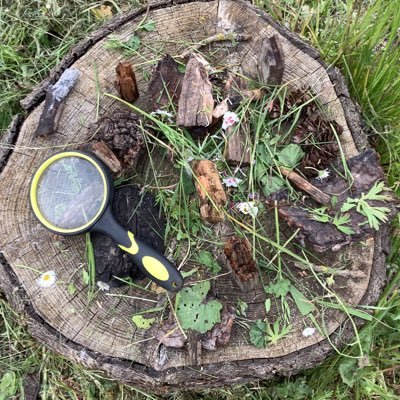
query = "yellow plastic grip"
xmin=142 ymin=256 xmax=170 ymax=282
xmin=118 ymin=231 xmax=139 ymax=255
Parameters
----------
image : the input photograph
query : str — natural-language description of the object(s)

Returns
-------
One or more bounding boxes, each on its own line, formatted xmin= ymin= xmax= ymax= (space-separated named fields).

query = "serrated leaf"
xmin=198 ymin=250 xmax=221 ymax=274
xmin=260 ymin=175 xmax=285 ymax=197
xmin=249 ymin=320 xmax=267 ymax=348
xmin=333 ymin=213 xmax=355 ymax=235
xmin=289 ymin=285 xmax=315 ymax=316
xmin=177 ymin=281 xmax=222 ymax=333
xmin=141 ymin=20 xmax=156 ymax=31
xmin=265 ymin=278 xmax=291 ymax=298
xmin=265 ymin=319 xmax=291 ymax=344
xmin=277 ymin=144 xmax=304 ymax=168
xmin=362 ymin=181 xmax=391 ymax=201
xmin=132 ymin=315 xmax=156 ymax=330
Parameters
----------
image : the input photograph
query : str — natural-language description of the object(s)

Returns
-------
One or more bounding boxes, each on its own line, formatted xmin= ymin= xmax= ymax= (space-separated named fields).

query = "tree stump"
xmin=0 ymin=0 xmax=389 ymax=394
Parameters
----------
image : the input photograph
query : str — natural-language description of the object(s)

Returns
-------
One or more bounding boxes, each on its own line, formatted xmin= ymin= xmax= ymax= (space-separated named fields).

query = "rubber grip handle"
xmin=93 ymin=207 xmax=183 ymax=292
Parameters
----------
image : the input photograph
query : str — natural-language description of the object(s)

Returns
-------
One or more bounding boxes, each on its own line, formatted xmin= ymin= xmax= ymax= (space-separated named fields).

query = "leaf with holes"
xmin=177 ymin=281 xmax=222 ymax=333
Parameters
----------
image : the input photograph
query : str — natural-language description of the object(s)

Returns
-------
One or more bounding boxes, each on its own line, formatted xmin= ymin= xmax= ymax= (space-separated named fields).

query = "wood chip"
xmin=223 ymin=237 xmax=258 ymax=291
xmin=193 ymin=160 xmax=227 ymax=223
xmin=114 ymin=62 xmax=139 ymax=103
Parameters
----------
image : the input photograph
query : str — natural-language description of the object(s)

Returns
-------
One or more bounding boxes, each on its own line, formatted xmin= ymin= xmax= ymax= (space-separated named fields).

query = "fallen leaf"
xmin=91 ymin=5 xmax=113 ymax=20
xmin=132 ymin=315 xmax=155 ymax=330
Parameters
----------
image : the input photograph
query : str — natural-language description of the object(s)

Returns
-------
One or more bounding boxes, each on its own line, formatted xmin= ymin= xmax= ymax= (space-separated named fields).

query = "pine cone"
xmin=267 ymin=89 xmax=310 ymax=119
xmin=87 ymin=110 xmax=144 ymax=167
xmin=294 ymin=116 xmax=343 ymax=176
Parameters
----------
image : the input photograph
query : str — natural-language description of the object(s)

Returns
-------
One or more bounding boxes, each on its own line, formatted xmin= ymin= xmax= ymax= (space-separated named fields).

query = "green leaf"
xmin=333 ymin=213 xmax=355 ymax=235
xmin=197 ymin=250 xmax=221 ymax=274
xmin=0 ymin=371 xmax=17 ymax=400
xmin=308 ymin=206 xmax=330 ymax=223
xmin=265 ymin=319 xmax=291 ymax=344
xmin=341 ymin=201 xmax=356 ymax=213
xmin=317 ymin=300 xmax=372 ymax=321
xmin=67 ymin=283 xmax=77 ymax=295
xmin=264 ymin=298 xmax=271 ymax=314
xmin=127 ymin=35 xmax=141 ymax=51
xmin=277 ymin=144 xmax=304 ymax=168
xmin=260 ymin=175 xmax=285 ymax=197
xmin=362 ymin=181 xmax=391 ymax=202
xmin=177 ymin=281 xmax=223 ymax=333
xmin=181 ymin=171 xmax=195 ymax=195
xmin=339 ymin=358 xmax=358 ymax=387
xmin=141 ymin=20 xmax=156 ymax=31
xmin=236 ymin=298 xmax=248 ymax=317
xmin=82 ymin=270 xmax=90 ymax=285
xmin=132 ymin=315 xmax=156 ymax=330
xmin=289 ymin=285 xmax=315 ymax=316
xmin=249 ymin=320 xmax=268 ymax=348
xmin=265 ymin=278 xmax=291 ymax=298
xmin=181 ymin=267 xmax=199 ymax=278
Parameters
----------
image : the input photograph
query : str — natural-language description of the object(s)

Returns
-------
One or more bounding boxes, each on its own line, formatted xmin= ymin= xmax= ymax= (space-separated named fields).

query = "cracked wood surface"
xmin=0 ymin=0 xmax=386 ymax=391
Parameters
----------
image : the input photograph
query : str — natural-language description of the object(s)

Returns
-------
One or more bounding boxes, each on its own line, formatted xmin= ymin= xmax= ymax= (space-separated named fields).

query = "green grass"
xmin=1 ymin=0 xmax=400 ymax=399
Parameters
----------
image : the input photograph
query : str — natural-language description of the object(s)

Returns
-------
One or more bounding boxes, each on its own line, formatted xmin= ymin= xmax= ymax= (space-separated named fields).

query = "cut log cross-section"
xmin=0 ymin=0 xmax=387 ymax=394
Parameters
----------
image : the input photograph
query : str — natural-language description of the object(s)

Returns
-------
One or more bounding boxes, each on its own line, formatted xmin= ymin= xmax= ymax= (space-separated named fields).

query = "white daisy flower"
xmin=37 ymin=270 xmax=57 ymax=288
xmin=223 ymin=177 xmax=243 ymax=188
xmin=316 ymin=169 xmax=330 ymax=181
xmin=96 ymin=281 xmax=110 ymax=291
xmin=236 ymin=201 xmax=259 ymax=217
xmin=222 ymin=111 xmax=240 ymax=130
xmin=302 ymin=327 xmax=316 ymax=338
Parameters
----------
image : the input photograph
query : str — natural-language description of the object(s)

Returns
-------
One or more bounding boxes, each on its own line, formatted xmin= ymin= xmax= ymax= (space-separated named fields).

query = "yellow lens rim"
xmin=30 ymin=151 xmax=108 ymax=234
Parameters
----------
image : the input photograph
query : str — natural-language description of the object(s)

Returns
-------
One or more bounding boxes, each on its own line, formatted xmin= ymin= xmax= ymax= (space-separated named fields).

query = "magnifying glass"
xmin=29 ymin=151 xmax=183 ymax=292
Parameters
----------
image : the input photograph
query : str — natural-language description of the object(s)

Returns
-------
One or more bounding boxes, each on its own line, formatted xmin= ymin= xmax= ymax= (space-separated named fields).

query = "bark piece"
xmin=88 ymin=141 xmax=122 ymax=175
xmin=201 ymin=305 xmax=235 ymax=350
xmin=223 ymin=74 xmax=251 ymax=166
xmin=275 ymin=150 xmax=398 ymax=252
xmin=83 ymin=110 xmax=144 ymax=173
xmin=35 ymin=68 xmax=80 ymax=137
xmin=114 ymin=62 xmax=139 ymax=103
xmin=223 ymin=237 xmax=259 ymax=291
xmin=279 ymin=166 xmax=331 ymax=206
xmin=22 ymin=373 xmax=40 ymax=400
xmin=193 ymin=160 xmax=227 ymax=223
xmin=147 ymin=54 xmax=183 ymax=108
xmin=257 ymin=35 xmax=284 ymax=85
xmin=177 ymin=54 xmax=214 ymax=132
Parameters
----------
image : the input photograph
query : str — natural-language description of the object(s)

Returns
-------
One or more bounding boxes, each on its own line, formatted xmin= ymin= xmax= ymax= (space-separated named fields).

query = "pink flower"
xmin=223 ymin=177 xmax=242 ymax=188
xmin=222 ymin=111 xmax=240 ymax=130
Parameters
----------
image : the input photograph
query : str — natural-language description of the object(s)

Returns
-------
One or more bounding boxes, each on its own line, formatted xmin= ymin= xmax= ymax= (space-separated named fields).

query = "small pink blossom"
xmin=222 ymin=111 xmax=240 ymax=130
xmin=222 ymin=177 xmax=242 ymax=188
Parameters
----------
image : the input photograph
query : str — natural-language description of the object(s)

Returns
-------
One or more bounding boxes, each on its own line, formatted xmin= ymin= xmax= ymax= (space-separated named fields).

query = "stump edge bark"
xmin=0 ymin=0 xmax=387 ymax=393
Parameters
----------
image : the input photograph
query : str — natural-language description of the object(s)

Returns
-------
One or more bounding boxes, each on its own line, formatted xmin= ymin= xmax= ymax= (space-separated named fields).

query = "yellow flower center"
xmin=43 ymin=274 xmax=51 ymax=281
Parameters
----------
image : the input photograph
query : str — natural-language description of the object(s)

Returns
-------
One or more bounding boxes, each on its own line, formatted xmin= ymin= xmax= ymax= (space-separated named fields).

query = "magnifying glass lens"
xmin=36 ymin=157 xmax=105 ymax=230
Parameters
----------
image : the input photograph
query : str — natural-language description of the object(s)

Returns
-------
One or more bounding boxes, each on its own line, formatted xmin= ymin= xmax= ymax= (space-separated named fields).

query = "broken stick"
xmin=35 ymin=68 xmax=80 ymax=137
xmin=114 ymin=62 xmax=139 ymax=103
xmin=279 ymin=166 xmax=332 ymax=206
xmin=193 ymin=160 xmax=227 ymax=223
xmin=223 ymin=237 xmax=258 ymax=292
xmin=179 ymin=32 xmax=250 ymax=59
xmin=88 ymin=141 xmax=122 ymax=176
xmin=177 ymin=54 xmax=214 ymax=132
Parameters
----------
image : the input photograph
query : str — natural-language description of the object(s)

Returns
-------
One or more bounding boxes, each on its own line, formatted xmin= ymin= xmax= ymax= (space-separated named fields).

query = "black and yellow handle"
xmin=93 ymin=207 xmax=183 ymax=292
